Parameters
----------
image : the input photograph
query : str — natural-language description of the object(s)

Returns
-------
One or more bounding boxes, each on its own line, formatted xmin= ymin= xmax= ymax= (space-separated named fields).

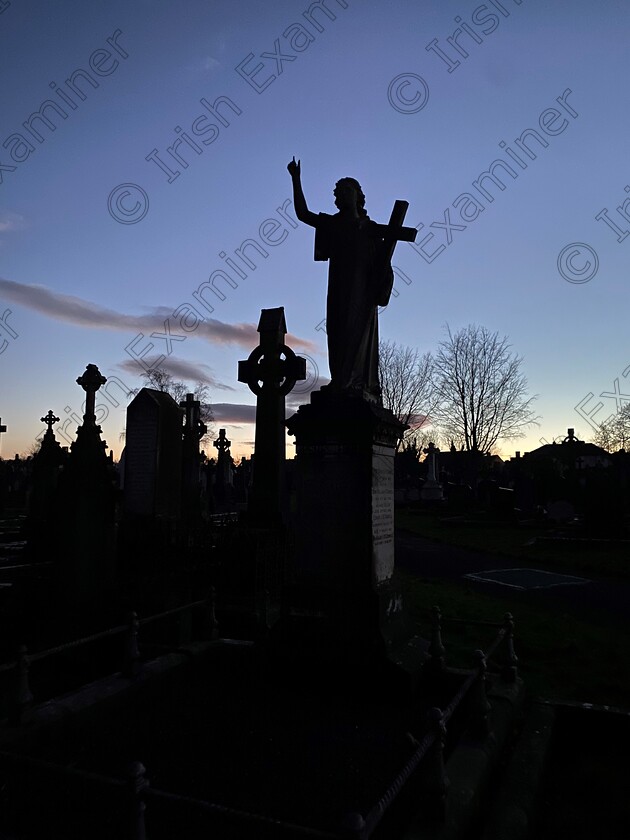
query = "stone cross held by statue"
xmin=238 ymin=307 xmax=307 ymax=525
xmin=373 ymin=199 xmax=416 ymax=307
xmin=76 ymin=364 xmax=107 ymax=425
xmin=374 ymin=199 xmax=416 ymax=252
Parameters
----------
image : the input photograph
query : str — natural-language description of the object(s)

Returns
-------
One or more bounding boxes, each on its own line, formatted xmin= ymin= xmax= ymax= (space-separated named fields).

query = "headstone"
xmin=421 ymin=442 xmax=444 ymax=501
xmin=25 ymin=410 xmax=67 ymax=559
xmin=56 ymin=365 xmax=118 ymax=610
xmin=123 ymin=388 xmax=183 ymax=519
xmin=180 ymin=393 xmax=207 ymax=522
xmin=211 ymin=310 xmax=306 ymax=636
xmin=212 ymin=428 xmax=233 ymax=509
xmin=233 ymin=456 xmax=252 ymax=506
xmin=238 ymin=307 xmax=306 ymax=526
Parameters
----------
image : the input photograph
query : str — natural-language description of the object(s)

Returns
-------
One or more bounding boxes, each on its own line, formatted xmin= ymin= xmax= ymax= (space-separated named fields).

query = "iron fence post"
xmin=428 ymin=606 xmax=446 ymax=674
xmin=469 ymin=649 xmax=491 ymax=740
xmin=502 ymin=612 xmax=518 ymax=682
xmin=423 ymin=707 xmax=448 ymax=823
xmin=123 ymin=612 xmax=140 ymax=678
xmin=9 ymin=645 xmax=33 ymax=725
xmin=127 ymin=761 xmax=149 ymax=840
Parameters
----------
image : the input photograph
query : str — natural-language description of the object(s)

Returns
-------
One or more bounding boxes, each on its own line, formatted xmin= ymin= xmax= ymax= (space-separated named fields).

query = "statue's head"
xmin=334 ymin=178 xmax=367 ymax=216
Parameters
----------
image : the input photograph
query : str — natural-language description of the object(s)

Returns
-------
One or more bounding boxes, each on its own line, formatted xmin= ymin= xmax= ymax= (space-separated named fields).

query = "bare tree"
xmin=432 ymin=324 xmax=538 ymax=454
xmin=379 ymin=340 xmax=437 ymax=449
xmin=591 ymin=404 xmax=630 ymax=452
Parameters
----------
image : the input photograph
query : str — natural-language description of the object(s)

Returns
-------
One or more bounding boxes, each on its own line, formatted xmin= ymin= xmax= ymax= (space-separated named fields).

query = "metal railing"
xmin=0 ymin=605 xmax=519 ymax=839
xmin=0 ymin=592 xmax=219 ymax=724
xmin=358 ymin=608 xmax=519 ymax=837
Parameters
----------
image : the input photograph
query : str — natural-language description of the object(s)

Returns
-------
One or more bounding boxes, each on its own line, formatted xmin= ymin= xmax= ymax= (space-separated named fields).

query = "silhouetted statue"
xmin=288 ymin=157 xmax=416 ymax=396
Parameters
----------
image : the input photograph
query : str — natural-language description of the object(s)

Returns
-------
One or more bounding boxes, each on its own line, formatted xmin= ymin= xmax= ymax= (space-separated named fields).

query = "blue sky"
xmin=1 ymin=0 xmax=629 ymax=460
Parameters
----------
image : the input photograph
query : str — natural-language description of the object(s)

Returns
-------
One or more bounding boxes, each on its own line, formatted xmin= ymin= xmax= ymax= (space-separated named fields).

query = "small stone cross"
xmin=213 ymin=428 xmax=231 ymax=458
xmin=39 ymin=409 xmax=59 ymax=437
xmin=180 ymin=393 xmax=207 ymax=440
xmin=41 ymin=410 xmax=60 ymax=434
xmin=76 ymin=364 xmax=107 ymax=425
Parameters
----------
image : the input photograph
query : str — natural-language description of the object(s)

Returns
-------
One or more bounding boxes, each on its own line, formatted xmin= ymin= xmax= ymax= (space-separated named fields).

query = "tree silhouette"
xmin=433 ymin=324 xmax=538 ymax=454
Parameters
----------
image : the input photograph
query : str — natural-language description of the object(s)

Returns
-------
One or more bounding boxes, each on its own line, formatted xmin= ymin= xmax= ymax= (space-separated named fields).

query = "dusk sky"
xmin=1 ymin=0 xmax=629 ymax=461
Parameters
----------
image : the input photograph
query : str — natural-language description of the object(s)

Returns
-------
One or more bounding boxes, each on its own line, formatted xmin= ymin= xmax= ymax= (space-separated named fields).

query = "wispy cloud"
xmin=200 ymin=55 xmax=220 ymax=72
xmin=0 ymin=276 xmax=318 ymax=352
xmin=0 ymin=211 xmax=27 ymax=233
xmin=185 ymin=55 xmax=221 ymax=79
xmin=116 ymin=356 xmax=235 ymax=391
xmin=212 ymin=403 xmax=257 ymax=424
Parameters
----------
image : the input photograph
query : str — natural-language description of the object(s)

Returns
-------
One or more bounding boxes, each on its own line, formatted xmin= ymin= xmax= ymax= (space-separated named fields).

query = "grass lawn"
xmin=396 ymin=508 xmax=630 ymax=580
xmin=399 ymin=571 xmax=630 ymax=709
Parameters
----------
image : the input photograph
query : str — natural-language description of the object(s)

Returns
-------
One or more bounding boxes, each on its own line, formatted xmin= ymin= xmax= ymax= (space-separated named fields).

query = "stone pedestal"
xmin=56 ymin=366 xmax=118 ymax=613
xmin=421 ymin=441 xmax=444 ymax=502
xmin=285 ymin=390 xmax=418 ymax=677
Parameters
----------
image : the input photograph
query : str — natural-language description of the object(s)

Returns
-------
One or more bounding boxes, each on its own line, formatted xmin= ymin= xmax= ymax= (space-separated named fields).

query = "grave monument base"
xmin=283 ymin=389 xmax=426 ymax=692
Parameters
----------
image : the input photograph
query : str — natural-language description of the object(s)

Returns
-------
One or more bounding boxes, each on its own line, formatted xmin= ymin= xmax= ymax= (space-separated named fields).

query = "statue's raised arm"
xmin=287 ymin=157 xmax=318 ymax=227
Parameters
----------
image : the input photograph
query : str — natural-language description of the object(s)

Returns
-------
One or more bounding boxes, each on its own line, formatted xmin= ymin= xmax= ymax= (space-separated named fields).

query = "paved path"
xmin=395 ymin=529 xmax=630 ymax=628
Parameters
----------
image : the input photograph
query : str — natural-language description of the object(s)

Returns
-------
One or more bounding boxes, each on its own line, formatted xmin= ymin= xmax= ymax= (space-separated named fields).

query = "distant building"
xmin=522 ymin=428 xmax=611 ymax=473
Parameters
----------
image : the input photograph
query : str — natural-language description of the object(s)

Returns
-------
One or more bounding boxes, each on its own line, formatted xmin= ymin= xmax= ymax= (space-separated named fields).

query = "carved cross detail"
xmin=237 ymin=307 xmax=307 ymax=525
xmin=76 ymin=364 xmax=107 ymax=425
xmin=41 ymin=410 xmax=60 ymax=433
xmin=180 ymin=393 xmax=207 ymax=441
xmin=213 ymin=428 xmax=231 ymax=457
xmin=238 ymin=310 xmax=306 ymax=398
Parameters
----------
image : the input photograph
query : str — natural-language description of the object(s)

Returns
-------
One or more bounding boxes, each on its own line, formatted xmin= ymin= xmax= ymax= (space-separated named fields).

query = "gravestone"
xmin=238 ymin=307 xmax=306 ymax=526
xmin=25 ymin=410 xmax=67 ymax=560
xmin=212 ymin=428 xmax=233 ymax=510
xmin=180 ymin=393 xmax=207 ymax=522
xmin=56 ymin=365 xmax=118 ymax=610
xmin=123 ymin=388 xmax=183 ymax=520
xmin=212 ymin=309 xmax=307 ymax=636
xmin=233 ymin=456 xmax=252 ymax=507
xmin=421 ymin=442 xmax=444 ymax=501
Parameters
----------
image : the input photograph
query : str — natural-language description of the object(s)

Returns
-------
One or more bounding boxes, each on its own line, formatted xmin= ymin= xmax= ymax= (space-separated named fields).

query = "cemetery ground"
xmin=395 ymin=525 xmax=630 ymax=839
xmin=395 ymin=507 xmax=630 ymax=580
xmin=395 ymin=510 xmax=630 ymax=706
xmin=0 ymin=505 xmax=628 ymax=836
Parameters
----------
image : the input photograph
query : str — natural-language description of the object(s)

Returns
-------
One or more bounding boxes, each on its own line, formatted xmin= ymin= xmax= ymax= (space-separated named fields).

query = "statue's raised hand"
xmin=287 ymin=157 xmax=301 ymax=178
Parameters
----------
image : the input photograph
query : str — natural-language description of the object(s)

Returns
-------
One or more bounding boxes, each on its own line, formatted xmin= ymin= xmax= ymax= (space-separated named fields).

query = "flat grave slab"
xmin=463 ymin=568 xmax=591 ymax=590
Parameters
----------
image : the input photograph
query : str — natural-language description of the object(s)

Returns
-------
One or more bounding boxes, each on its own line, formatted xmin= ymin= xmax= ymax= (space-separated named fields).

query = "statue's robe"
xmin=314 ymin=212 xmax=393 ymax=393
